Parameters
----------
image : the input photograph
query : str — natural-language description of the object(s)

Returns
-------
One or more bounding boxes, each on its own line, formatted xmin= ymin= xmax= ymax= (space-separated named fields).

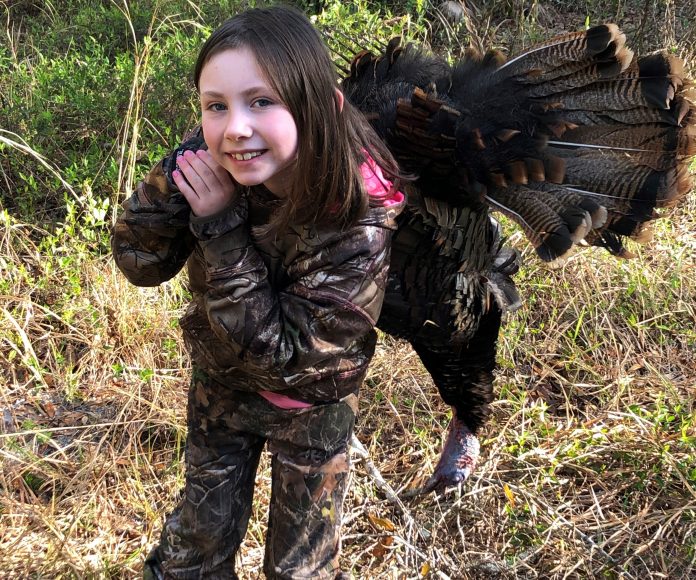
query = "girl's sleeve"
xmin=189 ymin=198 xmax=399 ymax=380
xmin=111 ymin=160 xmax=196 ymax=287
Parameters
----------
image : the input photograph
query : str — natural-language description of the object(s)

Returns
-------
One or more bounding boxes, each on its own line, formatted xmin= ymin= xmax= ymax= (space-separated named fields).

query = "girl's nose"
xmin=224 ymin=112 xmax=253 ymax=141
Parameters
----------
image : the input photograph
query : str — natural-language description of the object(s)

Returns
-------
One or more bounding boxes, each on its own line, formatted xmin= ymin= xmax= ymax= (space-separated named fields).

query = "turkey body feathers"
xmin=377 ymin=193 xmax=517 ymax=435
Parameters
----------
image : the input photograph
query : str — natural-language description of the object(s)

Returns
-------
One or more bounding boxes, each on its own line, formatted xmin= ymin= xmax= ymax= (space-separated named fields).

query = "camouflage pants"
xmin=145 ymin=369 xmax=356 ymax=579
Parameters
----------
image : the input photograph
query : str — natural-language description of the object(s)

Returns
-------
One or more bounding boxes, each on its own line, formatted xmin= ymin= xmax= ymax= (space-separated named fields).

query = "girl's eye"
xmin=252 ymin=98 xmax=273 ymax=108
xmin=207 ymin=103 xmax=226 ymax=112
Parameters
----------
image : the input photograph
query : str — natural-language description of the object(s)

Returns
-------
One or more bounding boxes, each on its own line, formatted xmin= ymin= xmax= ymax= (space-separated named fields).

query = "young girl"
xmin=111 ymin=5 xmax=404 ymax=579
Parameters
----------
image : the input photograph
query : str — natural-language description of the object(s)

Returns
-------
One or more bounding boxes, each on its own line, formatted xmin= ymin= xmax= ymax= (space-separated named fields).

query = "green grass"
xmin=1 ymin=0 xmax=695 ymax=578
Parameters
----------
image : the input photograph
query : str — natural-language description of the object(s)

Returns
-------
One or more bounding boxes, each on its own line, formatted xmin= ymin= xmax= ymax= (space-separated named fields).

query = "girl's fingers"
xmin=174 ymin=149 xmax=236 ymax=217
xmin=193 ymin=150 xmax=237 ymax=194
xmin=194 ymin=149 xmax=234 ymax=187
xmin=172 ymin=168 xmax=200 ymax=199
xmin=177 ymin=151 xmax=211 ymax=193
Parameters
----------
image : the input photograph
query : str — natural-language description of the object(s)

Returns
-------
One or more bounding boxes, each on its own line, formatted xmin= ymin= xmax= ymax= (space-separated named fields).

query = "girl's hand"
xmin=172 ymin=149 xmax=236 ymax=217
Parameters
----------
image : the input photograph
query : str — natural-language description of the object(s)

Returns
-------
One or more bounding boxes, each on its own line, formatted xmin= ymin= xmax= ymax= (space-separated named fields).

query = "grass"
xmin=1 ymin=0 xmax=695 ymax=578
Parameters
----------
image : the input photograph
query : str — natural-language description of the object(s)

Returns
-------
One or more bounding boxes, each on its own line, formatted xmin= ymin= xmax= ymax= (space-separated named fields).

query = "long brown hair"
xmin=193 ymin=5 xmax=402 ymax=231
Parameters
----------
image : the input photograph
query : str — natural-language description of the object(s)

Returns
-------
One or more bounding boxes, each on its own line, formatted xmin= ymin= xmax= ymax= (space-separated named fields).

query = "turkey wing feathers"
xmin=341 ymin=25 xmax=695 ymax=264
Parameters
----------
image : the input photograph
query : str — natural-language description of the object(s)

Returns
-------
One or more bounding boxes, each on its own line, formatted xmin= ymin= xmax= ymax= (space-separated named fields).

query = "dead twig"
xmin=349 ymin=433 xmax=430 ymax=542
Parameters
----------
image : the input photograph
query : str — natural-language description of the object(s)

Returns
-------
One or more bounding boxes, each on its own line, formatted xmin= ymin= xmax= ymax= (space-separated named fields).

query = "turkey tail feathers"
xmin=341 ymin=25 xmax=695 ymax=263
xmin=488 ymin=26 xmax=695 ymax=262
xmin=497 ymin=24 xmax=629 ymax=76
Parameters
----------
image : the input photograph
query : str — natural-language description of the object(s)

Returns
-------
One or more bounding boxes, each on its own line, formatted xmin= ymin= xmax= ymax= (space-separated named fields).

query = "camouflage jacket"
xmin=111 ymin=158 xmax=404 ymax=403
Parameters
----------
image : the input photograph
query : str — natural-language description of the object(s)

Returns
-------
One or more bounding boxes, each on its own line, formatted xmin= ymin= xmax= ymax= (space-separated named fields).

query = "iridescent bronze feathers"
xmin=341 ymin=24 xmax=695 ymax=263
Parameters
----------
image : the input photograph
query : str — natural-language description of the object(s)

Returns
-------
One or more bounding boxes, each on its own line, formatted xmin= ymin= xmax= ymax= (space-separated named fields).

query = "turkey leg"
xmin=422 ymin=409 xmax=480 ymax=493
xmin=411 ymin=305 xmax=501 ymax=493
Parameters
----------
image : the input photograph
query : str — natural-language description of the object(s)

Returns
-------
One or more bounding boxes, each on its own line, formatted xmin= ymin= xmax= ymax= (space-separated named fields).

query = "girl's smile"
xmin=227 ymin=150 xmax=266 ymax=161
xmin=199 ymin=47 xmax=298 ymax=196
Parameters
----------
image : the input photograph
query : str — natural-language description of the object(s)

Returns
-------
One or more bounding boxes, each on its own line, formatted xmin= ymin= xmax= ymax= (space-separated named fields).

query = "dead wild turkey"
xmin=339 ymin=24 xmax=696 ymax=492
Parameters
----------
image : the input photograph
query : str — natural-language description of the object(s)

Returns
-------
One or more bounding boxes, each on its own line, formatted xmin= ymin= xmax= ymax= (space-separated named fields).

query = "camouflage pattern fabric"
xmin=112 ymin=152 xmax=403 ymax=404
xmin=145 ymin=369 xmax=357 ymax=579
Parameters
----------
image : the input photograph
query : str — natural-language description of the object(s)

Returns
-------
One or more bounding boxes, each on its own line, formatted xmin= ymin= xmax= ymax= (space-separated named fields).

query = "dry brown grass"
xmin=1 ymin=194 xmax=694 ymax=579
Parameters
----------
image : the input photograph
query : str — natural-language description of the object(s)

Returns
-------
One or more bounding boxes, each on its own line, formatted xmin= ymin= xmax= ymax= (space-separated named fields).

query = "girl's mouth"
xmin=228 ymin=150 xmax=265 ymax=161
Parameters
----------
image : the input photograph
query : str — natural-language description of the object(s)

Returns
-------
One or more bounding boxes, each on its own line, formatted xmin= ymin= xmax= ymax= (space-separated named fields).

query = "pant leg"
xmin=263 ymin=396 xmax=357 ymax=580
xmin=147 ymin=369 xmax=265 ymax=580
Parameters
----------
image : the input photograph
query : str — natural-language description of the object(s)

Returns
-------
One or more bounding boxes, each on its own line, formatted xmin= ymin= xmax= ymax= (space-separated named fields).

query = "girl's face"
xmin=199 ymin=47 xmax=298 ymax=197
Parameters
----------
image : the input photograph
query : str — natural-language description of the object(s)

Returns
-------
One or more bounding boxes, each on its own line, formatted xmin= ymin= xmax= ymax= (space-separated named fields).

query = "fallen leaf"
xmin=370 ymin=535 xmax=394 ymax=558
xmin=41 ymin=401 xmax=56 ymax=418
xmin=503 ymin=483 xmax=516 ymax=507
xmin=367 ymin=513 xmax=396 ymax=531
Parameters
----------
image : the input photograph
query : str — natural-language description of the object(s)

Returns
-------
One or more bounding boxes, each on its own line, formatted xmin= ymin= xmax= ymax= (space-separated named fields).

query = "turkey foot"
xmin=422 ymin=411 xmax=479 ymax=493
